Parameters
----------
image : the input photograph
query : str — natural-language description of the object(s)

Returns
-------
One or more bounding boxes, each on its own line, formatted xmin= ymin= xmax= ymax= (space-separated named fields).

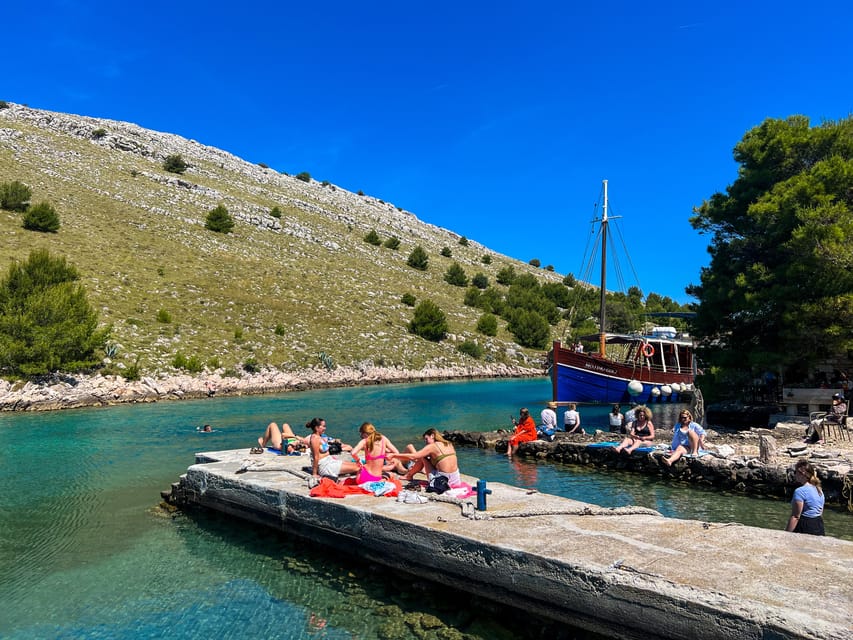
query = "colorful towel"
xmin=586 ymin=442 xmax=622 ymax=448
xmin=309 ymin=476 xmax=402 ymax=499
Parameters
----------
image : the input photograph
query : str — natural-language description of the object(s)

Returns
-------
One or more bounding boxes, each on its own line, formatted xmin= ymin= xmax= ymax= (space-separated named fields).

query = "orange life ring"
xmin=641 ymin=342 xmax=655 ymax=358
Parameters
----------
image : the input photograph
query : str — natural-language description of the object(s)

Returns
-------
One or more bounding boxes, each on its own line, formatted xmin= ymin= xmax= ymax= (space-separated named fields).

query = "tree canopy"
xmin=0 ymin=249 xmax=110 ymax=377
xmin=688 ymin=115 xmax=853 ymax=383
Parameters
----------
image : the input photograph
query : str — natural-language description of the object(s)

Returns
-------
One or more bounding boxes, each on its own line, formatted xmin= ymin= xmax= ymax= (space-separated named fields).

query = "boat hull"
xmin=551 ymin=345 xmax=694 ymax=405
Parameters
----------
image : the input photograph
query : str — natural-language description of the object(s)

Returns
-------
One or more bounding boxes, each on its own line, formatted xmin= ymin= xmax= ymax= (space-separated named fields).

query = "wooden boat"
xmin=549 ymin=181 xmax=697 ymax=404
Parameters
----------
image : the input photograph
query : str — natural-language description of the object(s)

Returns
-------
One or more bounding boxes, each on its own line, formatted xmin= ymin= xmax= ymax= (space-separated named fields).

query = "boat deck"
xmin=168 ymin=448 xmax=853 ymax=640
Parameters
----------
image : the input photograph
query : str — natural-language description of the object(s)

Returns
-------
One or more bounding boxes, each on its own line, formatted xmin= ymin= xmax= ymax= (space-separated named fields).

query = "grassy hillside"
xmin=0 ymin=102 xmax=563 ymax=376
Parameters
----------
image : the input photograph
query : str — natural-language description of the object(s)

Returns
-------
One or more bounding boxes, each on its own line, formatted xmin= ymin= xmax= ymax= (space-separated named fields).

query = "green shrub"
xmin=163 ymin=154 xmax=188 ymax=174
xmin=496 ymin=266 xmax=516 ymax=285
xmin=440 ymin=246 xmax=452 ymax=258
xmin=481 ymin=254 xmax=492 ymax=265
xmin=92 ymin=128 xmax=107 ymax=139
xmin=257 ymin=162 xmax=269 ymax=169
xmin=458 ymin=236 xmax=469 ymax=247
xmin=357 ymin=189 xmax=365 ymax=196
xmin=507 ymin=309 xmax=550 ymax=348
xmin=242 ymin=357 xmax=260 ymax=373
xmin=529 ymin=258 xmax=541 ymax=268
xmin=463 ymin=287 xmax=481 ymax=307
xmin=205 ymin=204 xmax=234 ymax=233
xmin=295 ymin=171 xmax=312 ymax=183
xmin=472 ymin=273 xmax=489 ymax=289
xmin=173 ymin=352 xmax=204 ymax=373
xmin=22 ymin=201 xmax=60 ymax=232
xmin=0 ymin=249 xmax=110 ymax=377
xmin=274 ymin=323 xmax=285 ymax=336
xmin=383 ymin=236 xmax=400 ymax=250
xmin=270 ymin=206 xmax=282 ymax=218
xmin=321 ymin=180 xmax=331 ymax=187
xmin=457 ymin=340 xmax=484 ymax=359
xmin=476 ymin=313 xmax=498 ymax=336
xmin=562 ymin=273 xmax=577 ymax=287
xmin=444 ymin=262 xmax=468 ymax=287
xmin=407 ymin=245 xmax=429 ymax=271
xmin=207 ymin=357 xmax=221 ymax=370
xmin=234 ymin=327 xmax=243 ymax=341
xmin=172 ymin=352 xmax=188 ymax=369
xmin=401 ymin=293 xmax=417 ymax=306
xmin=364 ymin=229 xmax=382 ymax=246
xmin=0 ymin=100 xmax=9 ymax=109
xmin=408 ymin=300 xmax=448 ymax=342
xmin=0 ymin=180 xmax=32 ymax=211
xmin=124 ymin=358 xmax=141 ymax=381
xmin=157 ymin=266 xmax=165 ymax=277
xmin=156 ymin=309 xmax=172 ymax=323
xmin=545 ymin=265 xmax=554 ymax=271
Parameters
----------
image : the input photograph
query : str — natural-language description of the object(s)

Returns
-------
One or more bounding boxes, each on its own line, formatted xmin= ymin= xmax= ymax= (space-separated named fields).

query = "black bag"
xmin=327 ymin=441 xmax=343 ymax=455
xmin=426 ymin=474 xmax=450 ymax=494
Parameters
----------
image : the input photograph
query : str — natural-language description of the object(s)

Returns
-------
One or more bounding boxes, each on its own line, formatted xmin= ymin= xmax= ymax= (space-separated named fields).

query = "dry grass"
xmin=0 ymin=104 xmax=563 ymax=376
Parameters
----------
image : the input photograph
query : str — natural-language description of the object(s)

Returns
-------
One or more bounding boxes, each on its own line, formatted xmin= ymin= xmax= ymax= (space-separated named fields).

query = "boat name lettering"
xmin=584 ymin=362 xmax=618 ymax=375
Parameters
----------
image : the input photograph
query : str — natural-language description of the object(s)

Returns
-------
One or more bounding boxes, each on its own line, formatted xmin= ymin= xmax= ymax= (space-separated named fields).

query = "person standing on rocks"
xmin=785 ymin=460 xmax=825 ymax=535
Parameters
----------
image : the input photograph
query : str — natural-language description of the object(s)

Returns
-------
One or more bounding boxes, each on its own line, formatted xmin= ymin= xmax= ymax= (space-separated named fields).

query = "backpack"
xmin=426 ymin=474 xmax=450 ymax=494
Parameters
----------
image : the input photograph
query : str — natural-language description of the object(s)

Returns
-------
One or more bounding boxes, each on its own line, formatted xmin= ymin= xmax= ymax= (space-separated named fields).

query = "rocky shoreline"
xmin=0 ymin=364 xmax=543 ymax=412
xmin=446 ymin=426 xmax=853 ymax=510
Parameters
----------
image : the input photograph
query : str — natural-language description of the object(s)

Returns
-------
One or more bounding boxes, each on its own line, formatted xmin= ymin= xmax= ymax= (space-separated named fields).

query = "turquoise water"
xmin=0 ymin=378 xmax=850 ymax=639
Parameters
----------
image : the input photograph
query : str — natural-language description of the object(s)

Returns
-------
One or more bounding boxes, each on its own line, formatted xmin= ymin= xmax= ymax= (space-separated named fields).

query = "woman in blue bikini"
xmin=307 ymin=417 xmax=358 ymax=480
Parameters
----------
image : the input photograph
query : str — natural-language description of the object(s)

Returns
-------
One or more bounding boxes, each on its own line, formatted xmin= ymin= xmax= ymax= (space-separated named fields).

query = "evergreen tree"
xmin=476 ymin=313 xmax=498 ymax=337
xmin=0 ymin=249 xmax=110 ymax=377
xmin=689 ymin=115 xmax=853 ymax=382
xmin=205 ymin=204 xmax=235 ymax=233
xmin=472 ymin=273 xmax=489 ymax=289
xmin=22 ymin=201 xmax=60 ymax=232
xmin=163 ymin=154 xmax=188 ymax=174
xmin=383 ymin=236 xmax=400 ymax=250
xmin=408 ymin=300 xmax=447 ymax=342
xmin=444 ymin=262 xmax=468 ymax=287
xmin=0 ymin=180 xmax=32 ymax=211
xmin=364 ymin=229 xmax=382 ymax=246
xmin=407 ymin=245 xmax=429 ymax=271
xmin=506 ymin=308 xmax=550 ymax=349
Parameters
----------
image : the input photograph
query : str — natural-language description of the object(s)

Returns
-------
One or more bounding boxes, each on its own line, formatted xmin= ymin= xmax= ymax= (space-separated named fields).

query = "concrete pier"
xmin=167 ymin=449 xmax=853 ymax=640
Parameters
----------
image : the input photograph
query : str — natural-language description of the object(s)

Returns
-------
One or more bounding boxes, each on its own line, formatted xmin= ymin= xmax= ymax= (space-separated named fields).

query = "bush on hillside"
xmin=364 ymin=229 xmax=382 ymax=246
xmin=270 ymin=206 xmax=282 ymax=218
xmin=472 ymin=273 xmax=489 ymax=289
xmin=163 ymin=154 xmax=188 ymax=174
xmin=22 ymin=201 xmax=60 ymax=232
xmin=401 ymin=293 xmax=417 ymax=306
xmin=444 ymin=262 xmax=468 ymax=287
xmin=383 ymin=236 xmax=400 ymax=250
xmin=408 ymin=300 xmax=447 ymax=342
xmin=295 ymin=172 xmax=312 ymax=183
xmin=0 ymin=180 xmax=32 ymax=211
xmin=205 ymin=204 xmax=235 ymax=233
xmin=476 ymin=313 xmax=498 ymax=337
xmin=506 ymin=309 xmax=550 ymax=348
xmin=481 ymin=254 xmax=492 ymax=265
xmin=457 ymin=340 xmax=483 ymax=359
xmin=0 ymin=249 xmax=110 ymax=378
xmin=529 ymin=258 xmax=541 ymax=267
xmin=440 ymin=247 xmax=452 ymax=258
xmin=496 ymin=266 xmax=516 ymax=285
xmin=463 ymin=287 xmax=481 ymax=307
xmin=407 ymin=245 xmax=429 ymax=271
xmin=458 ymin=236 xmax=469 ymax=246
xmin=92 ymin=128 xmax=107 ymax=139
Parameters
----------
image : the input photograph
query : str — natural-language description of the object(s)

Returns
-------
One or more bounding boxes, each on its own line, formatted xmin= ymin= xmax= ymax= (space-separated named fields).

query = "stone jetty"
xmin=166 ymin=448 xmax=853 ymax=640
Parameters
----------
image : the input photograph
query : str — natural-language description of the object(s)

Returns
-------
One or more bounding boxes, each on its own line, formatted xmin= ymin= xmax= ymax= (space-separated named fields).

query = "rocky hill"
xmin=0 ymin=102 xmax=562 ymax=379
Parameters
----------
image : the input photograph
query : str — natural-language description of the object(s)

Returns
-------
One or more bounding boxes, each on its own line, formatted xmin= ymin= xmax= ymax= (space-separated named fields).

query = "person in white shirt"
xmin=539 ymin=401 xmax=558 ymax=441
xmin=608 ymin=404 xmax=624 ymax=433
xmin=563 ymin=403 xmax=581 ymax=434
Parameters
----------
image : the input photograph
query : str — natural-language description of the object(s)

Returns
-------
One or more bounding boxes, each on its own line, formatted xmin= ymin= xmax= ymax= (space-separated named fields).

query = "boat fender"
xmin=641 ymin=342 xmax=655 ymax=358
xmin=661 ymin=385 xmax=672 ymax=397
xmin=627 ymin=380 xmax=644 ymax=396
xmin=651 ymin=386 xmax=661 ymax=397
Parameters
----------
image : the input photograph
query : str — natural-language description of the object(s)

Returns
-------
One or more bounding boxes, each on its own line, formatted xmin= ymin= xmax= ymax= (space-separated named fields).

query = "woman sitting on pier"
xmin=507 ymin=407 xmax=538 ymax=457
xmin=663 ymin=410 xmax=706 ymax=466
xmin=785 ymin=460 xmax=825 ymax=536
xmin=306 ymin=417 xmax=359 ymax=480
xmin=349 ymin=422 xmax=408 ymax=484
xmin=390 ymin=428 xmax=461 ymax=486
xmin=612 ymin=405 xmax=655 ymax=454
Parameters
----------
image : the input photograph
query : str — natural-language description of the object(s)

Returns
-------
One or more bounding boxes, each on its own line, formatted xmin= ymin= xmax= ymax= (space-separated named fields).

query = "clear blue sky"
xmin=5 ymin=1 xmax=852 ymax=303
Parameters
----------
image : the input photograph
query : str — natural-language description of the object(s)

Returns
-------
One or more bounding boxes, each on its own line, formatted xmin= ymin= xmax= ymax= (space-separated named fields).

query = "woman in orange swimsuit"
xmin=349 ymin=422 xmax=406 ymax=484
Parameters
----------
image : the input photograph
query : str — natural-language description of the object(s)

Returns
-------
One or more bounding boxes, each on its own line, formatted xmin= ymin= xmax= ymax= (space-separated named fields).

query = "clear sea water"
xmin=1 ymin=378 xmax=850 ymax=639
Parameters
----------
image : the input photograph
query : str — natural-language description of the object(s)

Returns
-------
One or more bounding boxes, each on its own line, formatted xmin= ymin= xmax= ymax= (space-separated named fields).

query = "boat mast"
xmin=599 ymin=180 xmax=608 ymax=357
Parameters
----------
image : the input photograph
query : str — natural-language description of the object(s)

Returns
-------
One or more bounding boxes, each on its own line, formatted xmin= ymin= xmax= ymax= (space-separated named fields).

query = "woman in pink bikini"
xmin=349 ymin=422 xmax=407 ymax=484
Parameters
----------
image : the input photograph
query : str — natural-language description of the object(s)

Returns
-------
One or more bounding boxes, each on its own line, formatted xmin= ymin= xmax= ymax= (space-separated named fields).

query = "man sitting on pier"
xmin=805 ymin=393 xmax=847 ymax=445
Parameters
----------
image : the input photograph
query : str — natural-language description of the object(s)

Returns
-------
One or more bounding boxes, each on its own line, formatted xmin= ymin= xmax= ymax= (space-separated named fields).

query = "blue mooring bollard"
xmin=476 ymin=479 xmax=492 ymax=511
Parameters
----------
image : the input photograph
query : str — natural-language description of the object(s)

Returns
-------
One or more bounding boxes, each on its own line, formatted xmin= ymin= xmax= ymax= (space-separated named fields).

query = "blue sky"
xmin=5 ymin=1 xmax=852 ymax=303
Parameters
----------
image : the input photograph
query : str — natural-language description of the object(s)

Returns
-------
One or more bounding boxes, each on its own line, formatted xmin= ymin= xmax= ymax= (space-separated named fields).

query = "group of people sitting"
xmin=255 ymin=418 xmax=461 ymax=486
